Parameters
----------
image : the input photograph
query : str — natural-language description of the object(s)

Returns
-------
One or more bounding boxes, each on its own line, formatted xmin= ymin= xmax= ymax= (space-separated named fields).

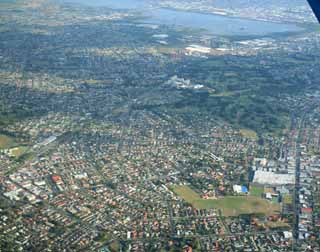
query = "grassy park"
xmin=250 ymin=185 xmax=264 ymax=197
xmin=0 ymin=134 xmax=15 ymax=149
xmin=240 ymin=129 xmax=258 ymax=140
xmin=172 ymin=185 xmax=280 ymax=217
xmin=9 ymin=146 xmax=29 ymax=158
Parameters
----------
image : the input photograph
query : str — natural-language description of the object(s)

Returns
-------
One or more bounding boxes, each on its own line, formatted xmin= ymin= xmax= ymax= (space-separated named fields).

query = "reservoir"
xmin=63 ymin=0 xmax=303 ymax=36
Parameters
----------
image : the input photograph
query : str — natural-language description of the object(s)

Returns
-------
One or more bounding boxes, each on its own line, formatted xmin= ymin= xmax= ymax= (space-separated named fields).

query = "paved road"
xmin=293 ymin=136 xmax=301 ymax=249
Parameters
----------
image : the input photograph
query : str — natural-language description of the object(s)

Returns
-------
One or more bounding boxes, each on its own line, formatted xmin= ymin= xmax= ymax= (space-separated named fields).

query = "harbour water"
xmin=63 ymin=0 xmax=303 ymax=36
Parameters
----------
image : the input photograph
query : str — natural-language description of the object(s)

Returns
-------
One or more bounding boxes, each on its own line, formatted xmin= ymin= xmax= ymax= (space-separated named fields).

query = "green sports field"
xmin=172 ymin=185 xmax=280 ymax=217
xmin=0 ymin=134 xmax=15 ymax=149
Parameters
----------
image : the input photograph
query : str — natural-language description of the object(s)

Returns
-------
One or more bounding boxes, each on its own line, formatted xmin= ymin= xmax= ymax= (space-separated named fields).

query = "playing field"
xmin=9 ymin=146 xmax=29 ymax=158
xmin=0 ymin=134 xmax=15 ymax=149
xmin=250 ymin=185 xmax=264 ymax=197
xmin=240 ymin=129 xmax=258 ymax=140
xmin=172 ymin=185 xmax=280 ymax=217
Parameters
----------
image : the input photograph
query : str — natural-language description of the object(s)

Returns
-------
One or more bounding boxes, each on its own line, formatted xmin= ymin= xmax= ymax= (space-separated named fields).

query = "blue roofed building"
xmin=241 ymin=186 xmax=248 ymax=194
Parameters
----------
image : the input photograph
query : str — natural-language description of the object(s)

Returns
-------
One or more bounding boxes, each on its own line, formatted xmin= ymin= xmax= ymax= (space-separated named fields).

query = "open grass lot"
xmin=109 ymin=241 xmax=120 ymax=252
xmin=173 ymin=185 xmax=200 ymax=202
xmin=96 ymin=232 xmax=120 ymax=252
xmin=172 ymin=185 xmax=280 ymax=217
xmin=265 ymin=221 xmax=290 ymax=229
xmin=240 ymin=129 xmax=258 ymax=140
xmin=9 ymin=146 xmax=29 ymax=158
xmin=250 ymin=185 xmax=264 ymax=197
xmin=283 ymin=194 xmax=293 ymax=205
xmin=0 ymin=134 xmax=15 ymax=149
xmin=209 ymin=91 xmax=235 ymax=97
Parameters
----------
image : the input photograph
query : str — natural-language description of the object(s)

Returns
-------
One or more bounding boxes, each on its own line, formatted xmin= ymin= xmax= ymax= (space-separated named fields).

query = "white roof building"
xmin=253 ymin=171 xmax=295 ymax=185
xmin=233 ymin=185 xmax=242 ymax=194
